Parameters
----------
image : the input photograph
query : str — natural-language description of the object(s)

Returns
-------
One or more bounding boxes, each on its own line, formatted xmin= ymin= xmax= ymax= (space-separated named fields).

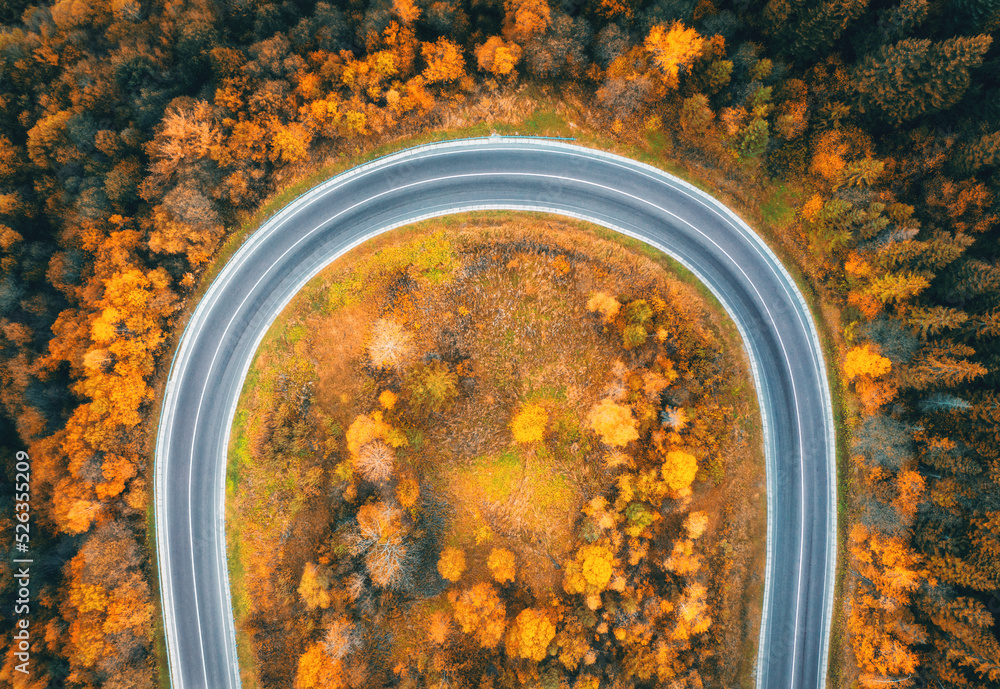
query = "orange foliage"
xmin=594 ymin=0 xmax=632 ymax=19
xmin=392 ymin=0 xmax=420 ymax=24
xmin=488 ymin=547 xmax=516 ymax=583
xmin=270 ymin=121 xmax=313 ymax=164
xmin=295 ymin=641 xmax=345 ymax=689
xmin=149 ymin=181 xmax=225 ymax=265
xmin=809 ymin=130 xmax=848 ymax=183
xmin=355 ymin=502 xmax=409 ymax=587
xmin=851 ymin=522 xmax=925 ymax=607
xmin=50 ymin=475 xmax=101 ymax=535
xmin=586 ymin=291 xmax=620 ymax=321
xmin=503 ymin=0 xmax=551 ymax=43
xmin=145 ymin=100 xmax=220 ymax=192
xmin=396 ymin=474 xmax=420 ymax=508
xmin=452 ymin=583 xmax=507 ymax=648
xmin=854 ymin=377 xmax=899 ymax=416
xmin=844 ymin=344 xmax=892 ymax=381
xmin=511 ymin=402 xmax=548 ymax=443
xmin=643 ymin=22 xmax=705 ymax=89
xmin=894 ymin=470 xmax=925 ymax=524
xmin=563 ymin=543 xmax=616 ymax=608
xmin=801 ymin=194 xmax=824 ymax=221
xmin=345 ymin=411 xmax=405 ymax=457
xmin=926 ymin=176 xmax=998 ymax=235
xmin=438 ymin=546 xmax=467 ymax=582
xmin=672 ymin=582 xmax=712 ymax=641
xmin=718 ymin=106 xmax=747 ymax=137
xmin=299 ymin=562 xmax=333 ymax=609
xmin=379 ymin=389 xmax=398 ymax=409
xmin=420 ymin=38 xmax=465 ymax=84
xmin=506 ymin=608 xmax=557 ymax=661
xmin=661 ymin=450 xmax=698 ymax=492
xmin=587 ymin=398 xmax=639 ymax=446
xmin=663 ymin=538 xmax=702 ymax=575
xmin=95 ymin=454 xmax=137 ymax=500
xmin=77 ymin=266 xmax=178 ymax=427
xmin=427 ymin=611 xmax=451 ymax=644
xmin=475 ymin=36 xmax=522 ymax=76
xmin=842 ymin=328 xmax=895 ymax=413
xmin=62 ymin=525 xmax=154 ymax=678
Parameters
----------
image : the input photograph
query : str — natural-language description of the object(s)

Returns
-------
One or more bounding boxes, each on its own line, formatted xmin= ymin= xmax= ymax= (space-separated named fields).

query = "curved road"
xmin=154 ymin=137 xmax=836 ymax=689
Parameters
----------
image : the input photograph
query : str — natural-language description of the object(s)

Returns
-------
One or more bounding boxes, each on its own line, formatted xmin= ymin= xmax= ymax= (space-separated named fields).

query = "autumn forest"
xmin=0 ymin=0 xmax=997 ymax=685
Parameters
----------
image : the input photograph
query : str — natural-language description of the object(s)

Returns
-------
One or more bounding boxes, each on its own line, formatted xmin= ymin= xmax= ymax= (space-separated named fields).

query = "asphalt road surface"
xmin=154 ymin=137 xmax=837 ymax=689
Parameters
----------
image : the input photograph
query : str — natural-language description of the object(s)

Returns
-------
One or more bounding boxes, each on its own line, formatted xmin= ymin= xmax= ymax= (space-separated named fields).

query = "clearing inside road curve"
xmin=225 ymin=213 xmax=767 ymax=688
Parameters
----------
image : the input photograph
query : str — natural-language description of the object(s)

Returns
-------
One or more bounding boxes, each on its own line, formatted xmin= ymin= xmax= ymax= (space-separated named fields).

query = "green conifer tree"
xmin=852 ymin=35 xmax=992 ymax=123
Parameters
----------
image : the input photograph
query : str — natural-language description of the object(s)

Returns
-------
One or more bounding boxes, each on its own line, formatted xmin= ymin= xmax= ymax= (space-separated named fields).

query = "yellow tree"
xmin=848 ymin=522 xmax=924 ymax=681
xmin=270 ymin=120 xmax=313 ymax=164
xmin=672 ymin=582 xmax=712 ymax=641
xmin=661 ymin=450 xmax=698 ymax=493
xmin=506 ymin=608 xmax=557 ymax=661
xmin=587 ymin=291 xmax=621 ymax=321
xmin=298 ymin=562 xmax=333 ymax=610
xmin=643 ymin=22 xmax=705 ymax=90
xmin=438 ymin=546 xmax=467 ymax=582
xmin=345 ymin=411 xmax=406 ymax=458
xmin=81 ymin=266 xmax=178 ymax=427
xmin=844 ymin=344 xmax=892 ymax=380
xmin=587 ymin=398 xmax=639 ymax=446
xmin=511 ymin=402 xmax=548 ymax=443
xmin=488 ymin=547 xmax=516 ymax=583
xmin=563 ymin=542 xmax=616 ymax=609
xmin=295 ymin=642 xmax=345 ymax=689
xmin=844 ymin=343 xmax=896 ymax=414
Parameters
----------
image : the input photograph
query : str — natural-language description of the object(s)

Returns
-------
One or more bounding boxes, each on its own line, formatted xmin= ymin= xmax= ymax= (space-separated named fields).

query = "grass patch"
xmin=464 ymin=450 xmax=522 ymax=503
xmin=760 ymin=182 xmax=801 ymax=229
xmin=523 ymin=457 xmax=574 ymax=513
xmin=521 ymin=107 xmax=574 ymax=136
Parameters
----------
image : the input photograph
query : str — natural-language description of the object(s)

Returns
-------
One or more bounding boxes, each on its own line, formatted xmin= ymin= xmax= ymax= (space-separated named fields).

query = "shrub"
xmin=406 ymin=360 xmax=459 ymax=411
xmin=511 ymin=403 xmax=548 ymax=443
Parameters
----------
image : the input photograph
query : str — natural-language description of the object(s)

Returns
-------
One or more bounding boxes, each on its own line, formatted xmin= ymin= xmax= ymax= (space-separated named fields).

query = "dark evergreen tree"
xmin=852 ymin=35 xmax=992 ymax=124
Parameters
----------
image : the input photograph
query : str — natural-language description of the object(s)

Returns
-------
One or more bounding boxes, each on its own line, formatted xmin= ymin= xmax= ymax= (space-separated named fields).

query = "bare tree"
xmin=354 ymin=441 xmax=395 ymax=483
xmin=367 ymin=318 xmax=414 ymax=369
